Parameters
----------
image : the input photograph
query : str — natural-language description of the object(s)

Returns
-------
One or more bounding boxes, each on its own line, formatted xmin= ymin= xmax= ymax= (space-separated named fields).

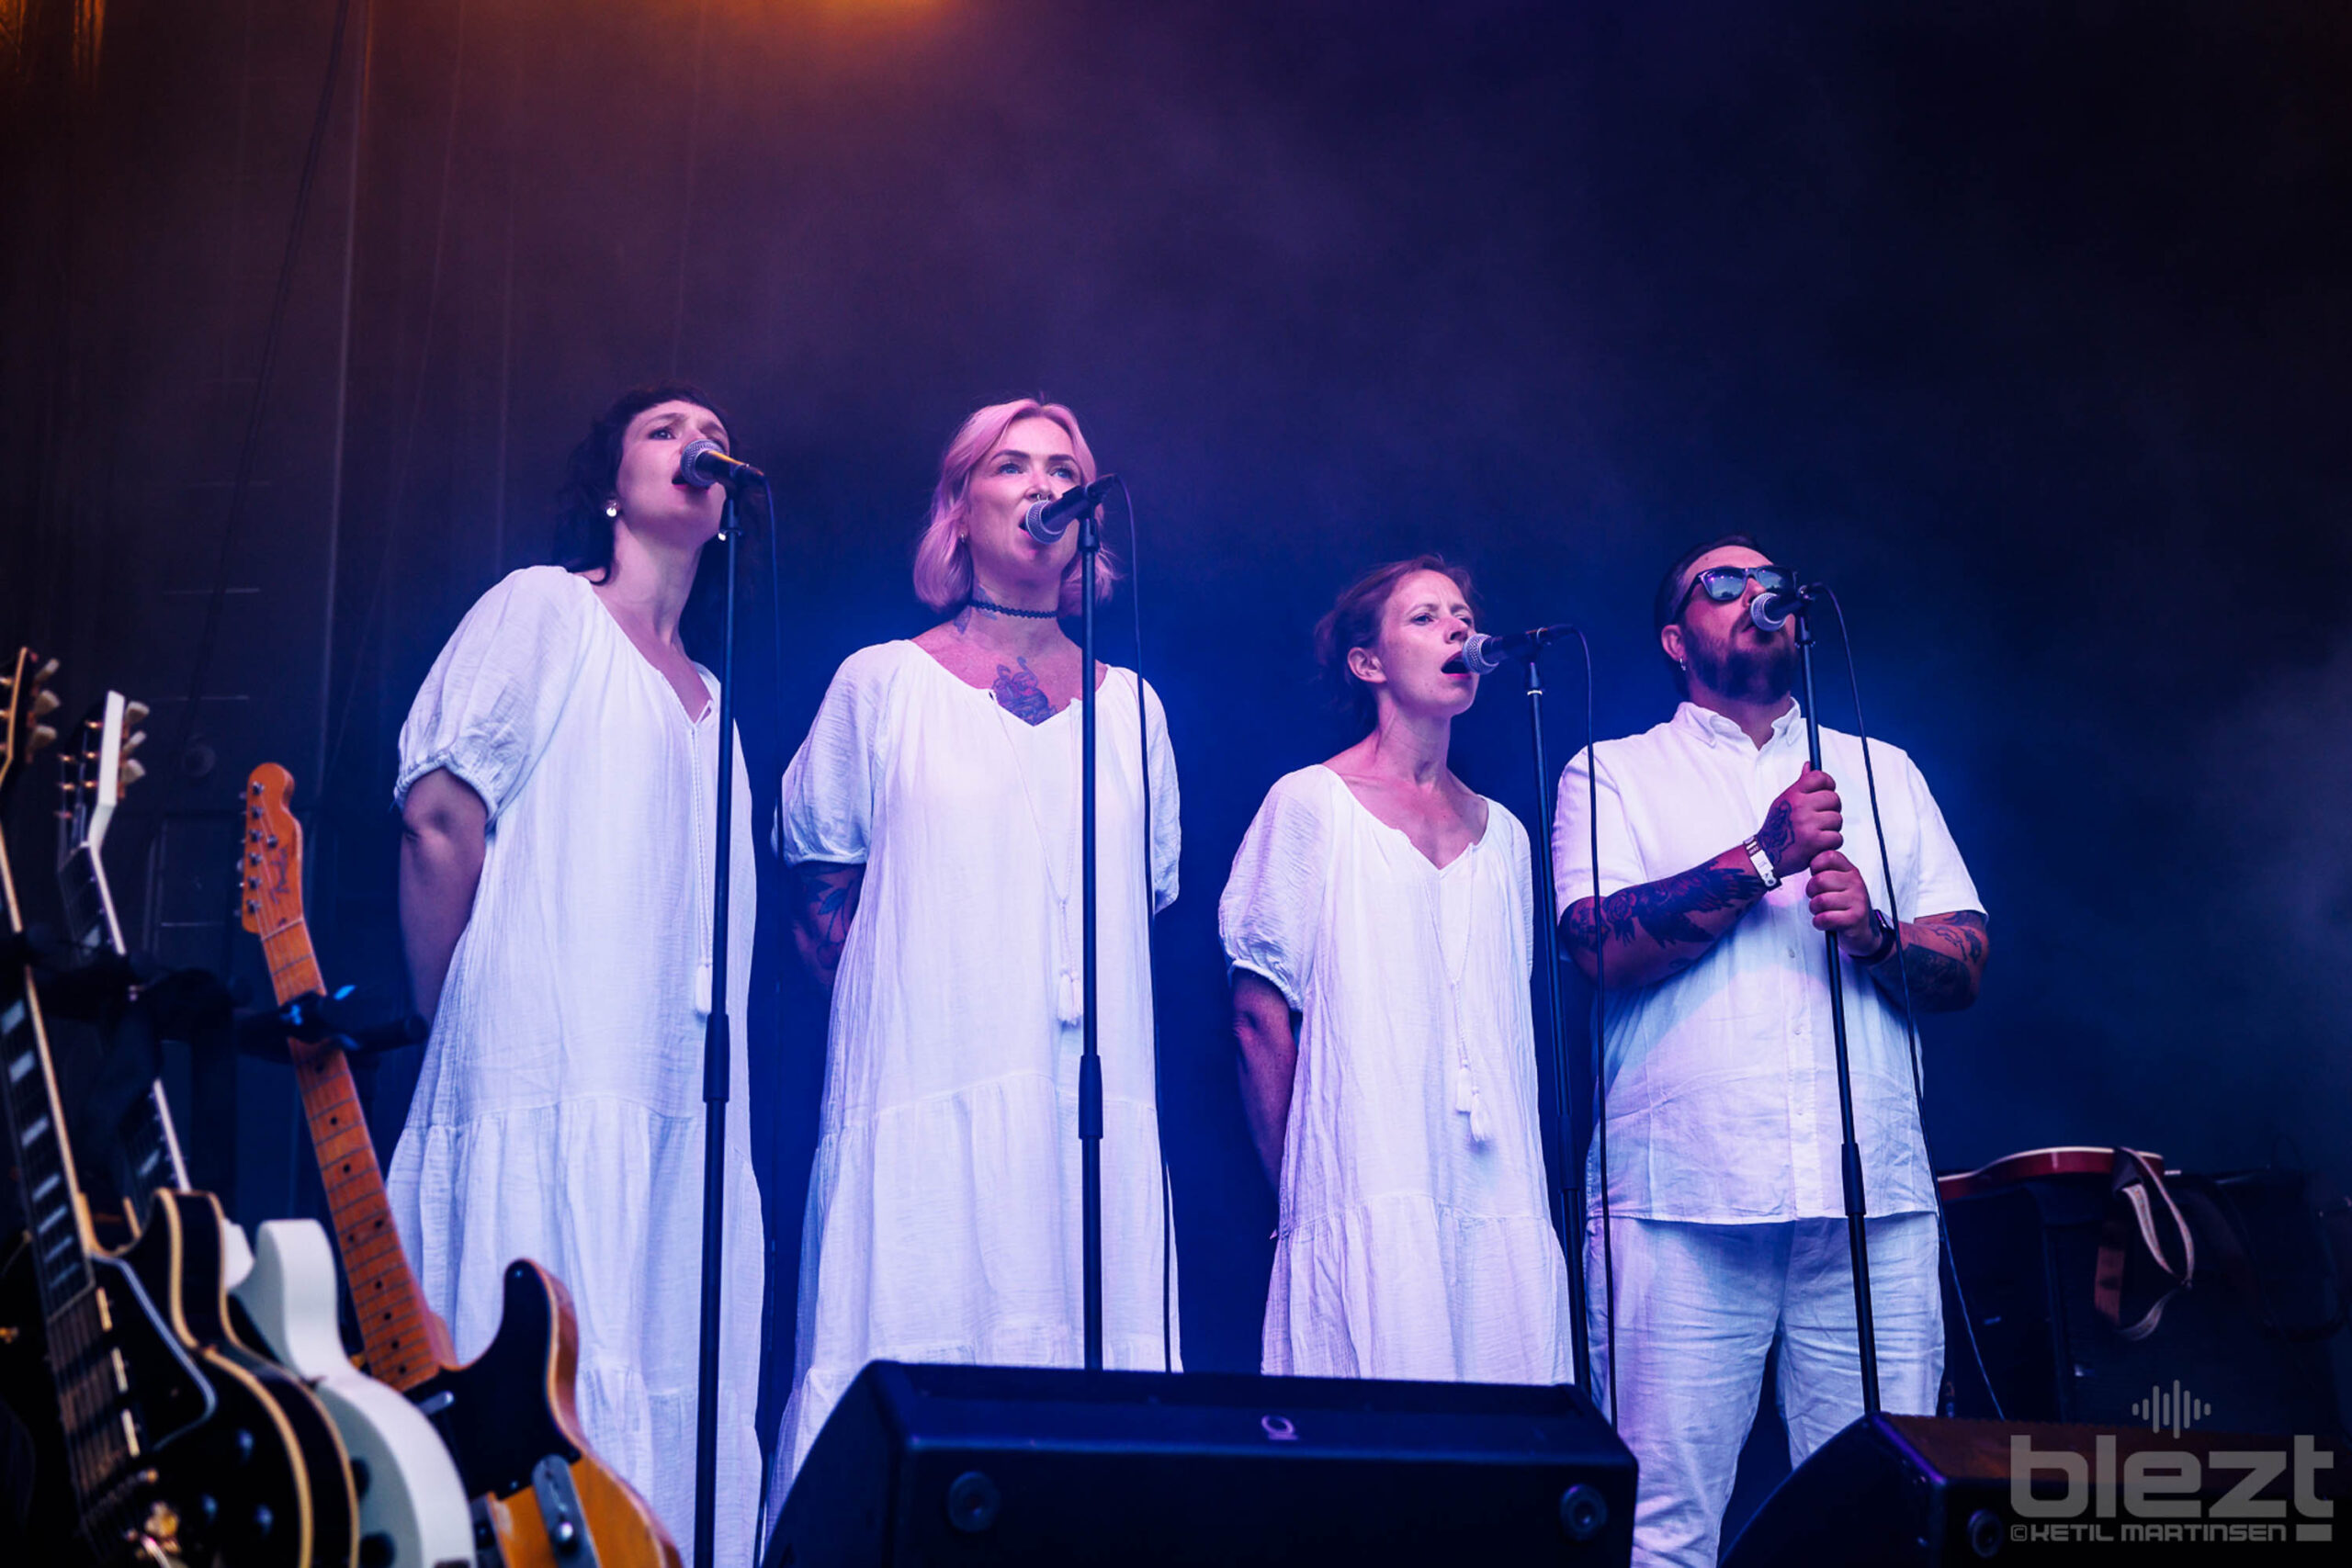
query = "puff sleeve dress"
xmin=1219 ymin=764 xmax=1574 ymax=1384
xmin=767 ymin=641 xmax=1181 ymax=1504
xmin=387 ymin=565 xmax=763 ymax=1568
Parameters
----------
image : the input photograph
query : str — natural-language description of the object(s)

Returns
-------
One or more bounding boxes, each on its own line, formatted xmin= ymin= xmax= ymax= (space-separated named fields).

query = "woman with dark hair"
xmin=1218 ymin=557 xmax=1574 ymax=1383
xmin=767 ymin=398 xmax=1178 ymax=1506
xmin=391 ymin=383 xmax=763 ymax=1567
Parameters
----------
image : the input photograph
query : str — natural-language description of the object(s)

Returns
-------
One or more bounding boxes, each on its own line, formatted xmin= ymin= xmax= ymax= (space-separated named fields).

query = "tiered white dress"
xmin=389 ymin=566 xmax=763 ymax=1568
xmin=769 ymin=641 xmax=1182 ymax=1503
xmin=1219 ymin=764 xmax=1575 ymax=1382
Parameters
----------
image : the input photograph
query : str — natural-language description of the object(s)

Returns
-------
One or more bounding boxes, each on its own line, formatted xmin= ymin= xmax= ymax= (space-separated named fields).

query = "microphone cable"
xmin=1109 ymin=475 xmax=1177 ymax=1376
xmin=1566 ymin=629 xmax=1621 ymax=1428
xmin=1814 ymin=585 xmax=2005 ymax=1422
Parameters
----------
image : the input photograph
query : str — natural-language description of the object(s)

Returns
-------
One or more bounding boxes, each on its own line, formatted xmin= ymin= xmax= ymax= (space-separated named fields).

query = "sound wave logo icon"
xmin=2132 ymin=1380 xmax=2211 ymax=1438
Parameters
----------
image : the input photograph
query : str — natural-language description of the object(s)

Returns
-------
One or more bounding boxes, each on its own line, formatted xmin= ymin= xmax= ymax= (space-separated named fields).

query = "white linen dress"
xmin=769 ymin=640 xmax=1181 ymax=1501
xmin=1219 ymin=763 xmax=1575 ymax=1383
xmin=388 ymin=566 xmax=763 ymax=1568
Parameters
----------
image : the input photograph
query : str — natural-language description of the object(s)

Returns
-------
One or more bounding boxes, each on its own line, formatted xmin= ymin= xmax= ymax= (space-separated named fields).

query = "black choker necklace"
xmin=967 ymin=592 xmax=1059 ymax=621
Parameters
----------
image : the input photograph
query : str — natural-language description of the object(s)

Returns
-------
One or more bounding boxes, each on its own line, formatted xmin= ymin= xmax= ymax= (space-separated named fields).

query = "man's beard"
xmin=1688 ymin=625 xmax=1797 ymax=705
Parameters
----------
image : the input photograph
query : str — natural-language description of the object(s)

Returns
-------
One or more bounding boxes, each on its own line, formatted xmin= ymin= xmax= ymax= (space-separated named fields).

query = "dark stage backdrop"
xmin=6 ymin=0 xmax=2350 ymax=1482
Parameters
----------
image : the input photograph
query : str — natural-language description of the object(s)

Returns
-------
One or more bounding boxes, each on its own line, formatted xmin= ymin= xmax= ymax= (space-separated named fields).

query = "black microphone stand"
xmin=694 ymin=484 xmax=744 ymax=1568
xmin=1789 ymin=588 xmax=1881 ymax=1416
xmin=1079 ymin=503 xmax=1106 ymax=1371
xmin=1517 ymin=649 xmax=1593 ymax=1384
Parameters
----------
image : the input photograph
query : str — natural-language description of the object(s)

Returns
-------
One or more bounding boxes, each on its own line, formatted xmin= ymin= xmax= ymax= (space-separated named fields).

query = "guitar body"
xmin=412 ymin=1260 xmax=682 ymax=1568
xmin=233 ymin=1221 xmax=476 ymax=1568
xmin=238 ymin=763 xmax=678 ymax=1568
xmin=0 ymin=1221 xmax=334 ymax=1567
xmin=120 ymin=1190 xmax=360 ymax=1568
xmin=1936 ymin=1145 xmax=2154 ymax=1201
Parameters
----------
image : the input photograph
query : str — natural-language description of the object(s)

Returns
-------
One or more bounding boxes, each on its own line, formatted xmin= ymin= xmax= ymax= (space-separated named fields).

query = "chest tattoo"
xmin=993 ymin=657 xmax=1056 ymax=725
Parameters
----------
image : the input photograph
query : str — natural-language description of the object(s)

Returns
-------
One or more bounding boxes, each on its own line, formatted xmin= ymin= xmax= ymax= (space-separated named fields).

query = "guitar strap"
xmin=2093 ymin=1146 xmax=2196 ymax=1342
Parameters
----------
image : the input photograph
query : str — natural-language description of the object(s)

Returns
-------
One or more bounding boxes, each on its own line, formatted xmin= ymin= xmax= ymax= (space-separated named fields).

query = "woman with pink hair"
xmin=766 ymin=399 xmax=1181 ymax=1506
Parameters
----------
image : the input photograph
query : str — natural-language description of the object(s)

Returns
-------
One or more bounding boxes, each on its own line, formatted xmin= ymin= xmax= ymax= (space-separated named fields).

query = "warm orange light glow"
xmin=704 ymin=0 xmax=944 ymax=24
xmin=74 ymin=0 xmax=103 ymax=86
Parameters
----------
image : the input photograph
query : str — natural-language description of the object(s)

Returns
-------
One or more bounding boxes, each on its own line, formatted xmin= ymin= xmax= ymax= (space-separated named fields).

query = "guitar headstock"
xmin=58 ymin=692 xmax=150 ymax=859
xmin=0 ymin=646 xmax=62 ymax=805
xmin=242 ymin=762 xmax=306 ymax=938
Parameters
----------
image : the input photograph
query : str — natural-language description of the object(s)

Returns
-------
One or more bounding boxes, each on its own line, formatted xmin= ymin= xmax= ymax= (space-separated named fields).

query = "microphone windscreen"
xmin=675 ymin=438 xmax=723 ymax=489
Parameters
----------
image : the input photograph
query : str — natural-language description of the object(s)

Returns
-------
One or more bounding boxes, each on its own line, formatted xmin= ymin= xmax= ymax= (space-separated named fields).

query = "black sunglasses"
xmin=1674 ymin=563 xmax=1792 ymax=617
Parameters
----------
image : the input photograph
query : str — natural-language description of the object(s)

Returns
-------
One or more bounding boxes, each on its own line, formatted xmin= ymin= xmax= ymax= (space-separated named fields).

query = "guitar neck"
xmin=254 ymin=915 xmax=442 ymax=1391
xmin=0 ymin=831 xmax=100 ymax=1316
xmin=56 ymin=843 xmax=124 ymax=958
xmin=3 ymin=818 xmax=150 ymax=1518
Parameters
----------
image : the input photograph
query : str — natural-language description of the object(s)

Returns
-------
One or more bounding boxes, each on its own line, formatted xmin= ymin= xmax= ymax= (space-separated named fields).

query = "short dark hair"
xmin=549 ymin=380 xmax=739 ymax=653
xmin=1314 ymin=555 xmax=1479 ymax=732
xmin=552 ymin=381 xmax=734 ymax=575
xmin=1653 ymin=532 xmax=1764 ymax=695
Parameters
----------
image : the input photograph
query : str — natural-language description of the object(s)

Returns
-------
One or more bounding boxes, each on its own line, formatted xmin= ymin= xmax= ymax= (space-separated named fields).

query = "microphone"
xmin=674 ymin=437 xmax=766 ymax=491
xmin=1020 ymin=475 xmax=1119 ymax=545
xmin=1459 ymin=623 xmax=1577 ymax=676
xmin=1748 ymin=585 xmax=1808 ymax=632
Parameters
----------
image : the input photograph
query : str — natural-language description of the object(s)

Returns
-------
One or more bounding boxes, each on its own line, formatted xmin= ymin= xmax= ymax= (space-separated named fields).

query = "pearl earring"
xmin=605 ymin=500 xmax=619 ymax=519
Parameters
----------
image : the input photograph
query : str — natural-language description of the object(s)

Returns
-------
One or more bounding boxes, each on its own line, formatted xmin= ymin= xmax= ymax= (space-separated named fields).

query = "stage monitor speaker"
xmin=763 ymin=1360 xmax=1634 ymax=1566
xmin=1723 ymin=1413 xmax=2347 ymax=1565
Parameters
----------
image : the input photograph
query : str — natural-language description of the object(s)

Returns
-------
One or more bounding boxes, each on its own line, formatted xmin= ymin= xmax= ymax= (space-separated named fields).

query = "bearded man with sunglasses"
xmin=1550 ymin=534 xmax=1988 ymax=1568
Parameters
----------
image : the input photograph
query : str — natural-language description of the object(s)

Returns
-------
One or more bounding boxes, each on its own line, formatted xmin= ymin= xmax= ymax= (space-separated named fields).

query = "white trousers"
xmin=1584 ymin=1213 xmax=1942 ymax=1568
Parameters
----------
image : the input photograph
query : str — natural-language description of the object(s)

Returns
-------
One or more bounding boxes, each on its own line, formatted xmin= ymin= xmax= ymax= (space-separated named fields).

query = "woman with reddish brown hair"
xmin=1220 ymin=556 xmax=1575 ymax=1385
xmin=768 ymin=398 xmax=1179 ymax=1506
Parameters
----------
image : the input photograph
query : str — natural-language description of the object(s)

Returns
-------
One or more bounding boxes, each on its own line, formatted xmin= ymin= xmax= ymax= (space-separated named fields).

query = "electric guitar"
xmin=0 ymin=649 xmax=356 ymax=1566
xmin=56 ymin=694 xmax=474 ymax=1568
xmin=242 ymin=761 xmax=682 ymax=1568
xmin=51 ymin=691 xmax=186 ymax=1217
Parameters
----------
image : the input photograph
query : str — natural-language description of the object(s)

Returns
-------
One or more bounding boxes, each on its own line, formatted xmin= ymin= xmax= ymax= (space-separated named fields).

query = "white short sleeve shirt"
xmin=1553 ymin=701 xmax=1983 ymax=1223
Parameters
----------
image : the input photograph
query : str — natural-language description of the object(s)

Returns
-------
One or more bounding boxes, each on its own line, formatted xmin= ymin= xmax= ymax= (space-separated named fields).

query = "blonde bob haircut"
xmin=911 ymin=398 xmax=1124 ymax=616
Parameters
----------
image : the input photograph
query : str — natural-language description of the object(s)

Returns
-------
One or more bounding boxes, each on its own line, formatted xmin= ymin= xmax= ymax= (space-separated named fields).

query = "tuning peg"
xmin=119 ymin=758 xmax=147 ymax=789
xmin=32 ymin=688 xmax=59 ymax=718
xmin=125 ymin=702 xmax=150 ymax=727
xmin=29 ymin=724 xmax=55 ymax=753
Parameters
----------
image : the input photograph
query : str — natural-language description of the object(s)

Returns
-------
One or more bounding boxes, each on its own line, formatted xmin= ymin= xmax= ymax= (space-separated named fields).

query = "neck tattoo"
xmin=967 ymin=590 xmax=1060 ymax=621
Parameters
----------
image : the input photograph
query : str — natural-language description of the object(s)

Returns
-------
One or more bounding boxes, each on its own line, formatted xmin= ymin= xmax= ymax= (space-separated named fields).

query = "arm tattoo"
xmin=1883 ymin=909 xmax=1987 ymax=1012
xmin=1564 ymin=863 xmax=1764 ymax=964
xmin=992 ymin=657 xmax=1055 ymax=725
xmin=1753 ymin=791 xmax=1795 ymax=871
xmin=794 ymin=860 xmax=865 ymax=987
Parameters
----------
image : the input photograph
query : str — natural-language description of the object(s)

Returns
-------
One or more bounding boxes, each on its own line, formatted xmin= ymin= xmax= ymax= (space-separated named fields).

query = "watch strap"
xmin=1743 ymin=837 xmax=1781 ymax=891
xmin=1860 ymin=910 xmax=1900 ymax=965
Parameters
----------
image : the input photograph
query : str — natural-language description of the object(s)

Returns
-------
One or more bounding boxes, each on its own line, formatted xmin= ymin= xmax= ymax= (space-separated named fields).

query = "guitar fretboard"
xmin=254 ymin=912 xmax=440 ymax=1391
xmin=57 ymin=837 xmax=187 ymax=1199
xmin=2 ymin=845 xmax=96 ymax=1316
xmin=57 ymin=843 xmax=120 ymax=957
xmin=2 ymin=829 xmax=134 ymax=1506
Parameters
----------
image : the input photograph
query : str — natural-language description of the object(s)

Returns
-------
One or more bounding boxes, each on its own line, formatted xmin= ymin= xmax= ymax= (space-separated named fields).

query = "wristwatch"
xmin=1860 ymin=909 xmax=1899 ymax=965
xmin=1743 ymin=836 xmax=1781 ymax=891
